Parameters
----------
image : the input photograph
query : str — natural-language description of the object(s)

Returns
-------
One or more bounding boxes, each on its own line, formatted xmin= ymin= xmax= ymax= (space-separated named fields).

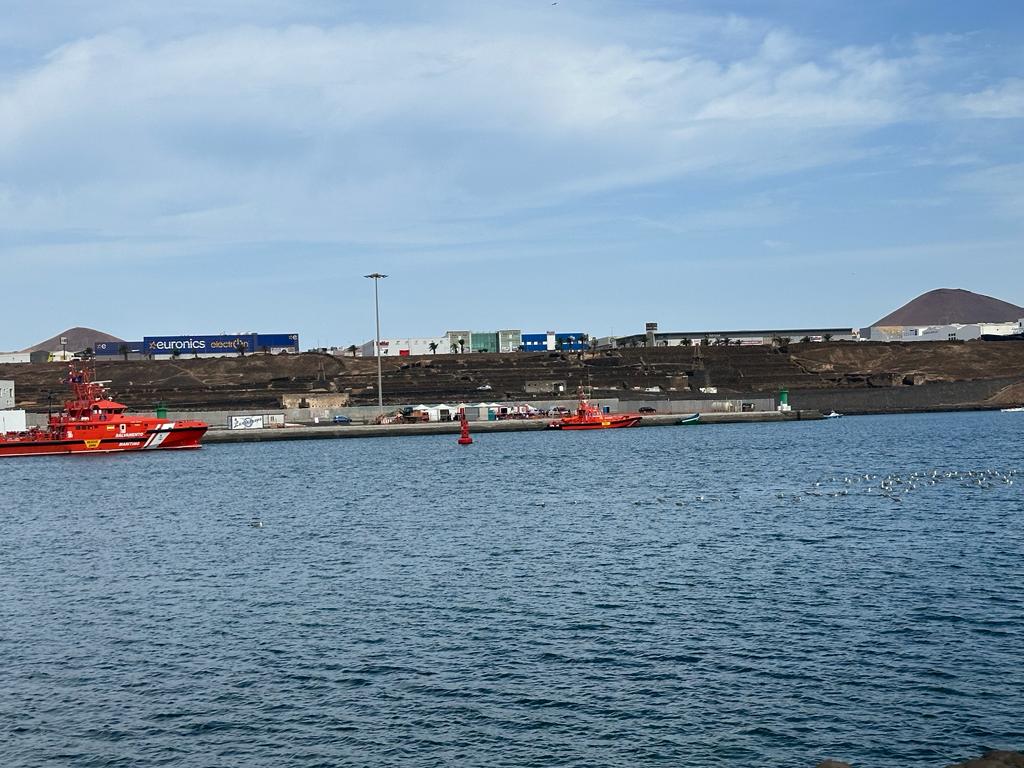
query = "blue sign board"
xmin=143 ymin=334 xmax=299 ymax=355
xmin=254 ymin=333 xmax=300 ymax=351
xmin=94 ymin=341 xmax=143 ymax=356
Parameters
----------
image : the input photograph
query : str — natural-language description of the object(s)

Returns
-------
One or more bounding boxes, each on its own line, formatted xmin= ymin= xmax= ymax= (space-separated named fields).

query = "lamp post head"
xmin=364 ymin=273 xmax=388 ymax=280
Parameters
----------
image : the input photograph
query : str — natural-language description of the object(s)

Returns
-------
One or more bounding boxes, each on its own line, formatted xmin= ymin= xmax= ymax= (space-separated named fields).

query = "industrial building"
xmin=521 ymin=332 xmax=589 ymax=351
xmin=866 ymin=320 xmax=1024 ymax=342
xmin=141 ymin=333 xmax=300 ymax=358
xmin=611 ymin=323 xmax=860 ymax=348
xmin=445 ymin=330 xmax=522 ymax=353
xmin=359 ymin=330 xmax=524 ymax=356
xmin=358 ymin=336 xmax=448 ymax=357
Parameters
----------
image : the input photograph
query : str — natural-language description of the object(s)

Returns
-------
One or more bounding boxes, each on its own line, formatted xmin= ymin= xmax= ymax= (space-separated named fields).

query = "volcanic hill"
xmin=874 ymin=289 xmax=1023 ymax=326
xmin=22 ymin=327 xmax=124 ymax=353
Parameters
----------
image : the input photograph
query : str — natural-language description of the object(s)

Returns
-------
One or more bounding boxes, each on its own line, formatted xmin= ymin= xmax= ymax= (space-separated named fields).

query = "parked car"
xmin=638 ymin=406 xmax=657 ymax=414
xmin=548 ymin=406 xmax=572 ymax=416
xmin=331 ymin=414 xmax=353 ymax=424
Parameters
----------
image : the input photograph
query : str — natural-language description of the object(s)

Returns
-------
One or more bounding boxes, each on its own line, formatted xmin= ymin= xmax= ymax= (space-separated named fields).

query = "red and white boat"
xmin=547 ymin=390 xmax=642 ymax=430
xmin=0 ymin=367 xmax=207 ymax=457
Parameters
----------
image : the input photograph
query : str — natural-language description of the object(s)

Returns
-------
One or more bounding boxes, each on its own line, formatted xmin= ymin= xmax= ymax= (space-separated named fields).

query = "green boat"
xmin=677 ymin=413 xmax=700 ymax=425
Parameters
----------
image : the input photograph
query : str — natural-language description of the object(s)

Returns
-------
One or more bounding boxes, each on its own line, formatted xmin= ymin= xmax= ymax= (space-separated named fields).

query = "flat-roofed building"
xmin=358 ymin=336 xmax=447 ymax=357
xmin=613 ymin=326 xmax=860 ymax=348
xmin=867 ymin=320 xmax=1024 ymax=342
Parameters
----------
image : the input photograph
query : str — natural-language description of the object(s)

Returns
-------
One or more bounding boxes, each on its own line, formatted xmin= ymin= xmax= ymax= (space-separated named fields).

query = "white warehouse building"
xmin=357 ymin=336 xmax=448 ymax=357
xmin=867 ymin=320 xmax=1024 ymax=342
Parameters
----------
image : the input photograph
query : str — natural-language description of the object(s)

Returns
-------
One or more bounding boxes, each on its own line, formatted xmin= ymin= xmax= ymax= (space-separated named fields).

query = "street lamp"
xmin=364 ymin=273 xmax=388 ymax=415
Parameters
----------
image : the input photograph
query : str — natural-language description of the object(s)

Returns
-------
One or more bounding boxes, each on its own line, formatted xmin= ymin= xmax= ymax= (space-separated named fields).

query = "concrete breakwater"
xmin=203 ymin=409 xmax=822 ymax=443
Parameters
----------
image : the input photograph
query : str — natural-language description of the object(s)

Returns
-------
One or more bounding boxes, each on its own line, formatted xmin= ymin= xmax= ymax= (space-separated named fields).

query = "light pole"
xmin=364 ymin=273 xmax=388 ymax=416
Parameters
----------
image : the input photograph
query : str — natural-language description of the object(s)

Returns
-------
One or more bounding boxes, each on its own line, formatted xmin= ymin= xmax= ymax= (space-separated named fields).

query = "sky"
xmin=1 ymin=0 xmax=1022 ymax=350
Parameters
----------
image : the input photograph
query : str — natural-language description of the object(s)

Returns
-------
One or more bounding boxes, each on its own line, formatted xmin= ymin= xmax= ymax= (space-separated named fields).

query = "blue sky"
xmin=2 ymin=0 xmax=1022 ymax=349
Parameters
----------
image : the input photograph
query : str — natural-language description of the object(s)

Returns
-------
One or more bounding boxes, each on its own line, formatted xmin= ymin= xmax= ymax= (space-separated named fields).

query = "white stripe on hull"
xmin=143 ymin=422 xmax=176 ymax=449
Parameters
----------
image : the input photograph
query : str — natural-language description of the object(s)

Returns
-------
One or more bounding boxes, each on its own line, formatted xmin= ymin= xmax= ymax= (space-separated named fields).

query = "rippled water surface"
xmin=3 ymin=412 xmax=1023 ymax=767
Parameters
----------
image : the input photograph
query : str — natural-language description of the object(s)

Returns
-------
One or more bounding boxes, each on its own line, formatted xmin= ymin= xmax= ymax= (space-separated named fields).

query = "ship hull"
xmin=0 ymin=425 xmax=207 ymax=457
xmin=547 ymin=416 xmax=642 ymax=430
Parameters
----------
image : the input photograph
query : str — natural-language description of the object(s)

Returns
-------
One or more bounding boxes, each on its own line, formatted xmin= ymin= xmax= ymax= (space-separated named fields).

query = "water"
xmin=2 ymin=411 xmax=1022 ymax=767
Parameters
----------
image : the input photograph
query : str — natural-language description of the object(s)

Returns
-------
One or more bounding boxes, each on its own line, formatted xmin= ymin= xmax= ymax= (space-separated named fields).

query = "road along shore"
xmin=203 ymin=409 xmax=823 ymax=444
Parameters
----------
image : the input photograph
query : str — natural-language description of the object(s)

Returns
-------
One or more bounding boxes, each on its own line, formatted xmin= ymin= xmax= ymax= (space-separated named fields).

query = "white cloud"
xmin=957 ymin=78 xmax=1024 ymax=118
xmin=951 ymin=163 xmax=1024 ymax=218
xmin=0 ymin=5 xmax=1017 ymax=265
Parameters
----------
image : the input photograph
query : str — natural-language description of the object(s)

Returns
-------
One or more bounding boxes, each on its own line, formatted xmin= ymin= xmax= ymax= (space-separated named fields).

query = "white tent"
xmin=421 ymin=404 xmax=458 ymax=422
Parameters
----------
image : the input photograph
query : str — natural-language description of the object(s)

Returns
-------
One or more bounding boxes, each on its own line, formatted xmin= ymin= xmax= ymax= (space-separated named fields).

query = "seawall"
xmin=203 ymin=410 xmax=822 ymax=444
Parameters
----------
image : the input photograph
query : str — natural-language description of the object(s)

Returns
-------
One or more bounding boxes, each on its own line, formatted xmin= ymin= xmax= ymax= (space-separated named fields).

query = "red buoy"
xmin=457 ymin=414 xmax=473 ymax=445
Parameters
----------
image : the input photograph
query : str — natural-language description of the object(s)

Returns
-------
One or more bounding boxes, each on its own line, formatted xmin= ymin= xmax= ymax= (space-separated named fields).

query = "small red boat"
xmin=0 ymin=366 xmax=207 ymax=457
xmin=547 ymin=390 xmax=642 ymax=430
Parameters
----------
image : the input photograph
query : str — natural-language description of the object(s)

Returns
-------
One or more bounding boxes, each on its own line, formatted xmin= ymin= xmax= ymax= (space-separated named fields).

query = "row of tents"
xmin=410 ymin=402 xmax=542 ymax=422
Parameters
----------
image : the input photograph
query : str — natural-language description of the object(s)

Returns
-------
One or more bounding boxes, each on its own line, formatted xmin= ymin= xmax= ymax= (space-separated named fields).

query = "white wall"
xmin=0 ymin=409 xmax=26 ymax=432
xmin=0 ymin=380 xmax=13 ymax=409
xmin=359 ymin=337 xmax=447 ymax=356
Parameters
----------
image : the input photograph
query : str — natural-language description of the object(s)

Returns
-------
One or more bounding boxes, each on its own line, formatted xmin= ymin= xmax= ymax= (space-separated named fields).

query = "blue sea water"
xmin=1 ymin=411 xmax=1022 ymax=767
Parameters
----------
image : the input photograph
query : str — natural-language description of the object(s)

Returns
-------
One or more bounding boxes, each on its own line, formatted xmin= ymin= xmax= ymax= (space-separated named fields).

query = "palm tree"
xmin=823 ymin=333 xmax=833 ymax=342
xmin=680 ymin=338 xmax=692 ymax=347
xmin=801 ymin=336 xmax=811 ymax=343
xmin=171 ymin=348 xmax=182 ymax=359
xmin=233 ymin=340 xmax=246 ymax=357
xmin=346 ymin=344 xmax=358 ymax=358
xmin=458 ymin=338 xmax=465 ymax=354
xmin=450 ymin=342 xmax=459 ymax=353
xmin=118 ymin=343 xmax=129 ymax=361
xmin=428 ymin=342 xmax=438 ymax=354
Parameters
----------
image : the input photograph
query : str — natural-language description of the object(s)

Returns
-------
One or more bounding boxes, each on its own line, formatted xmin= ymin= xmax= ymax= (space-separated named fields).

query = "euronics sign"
xmin=143 ymin=334 xmax=299 ymax=355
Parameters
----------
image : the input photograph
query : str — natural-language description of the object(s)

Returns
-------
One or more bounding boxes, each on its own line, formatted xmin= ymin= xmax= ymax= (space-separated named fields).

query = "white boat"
xmin=823 ymin=411 xmax=843 ymax=419
xmin=1001 ymin=406 xmax=1024 ymax=412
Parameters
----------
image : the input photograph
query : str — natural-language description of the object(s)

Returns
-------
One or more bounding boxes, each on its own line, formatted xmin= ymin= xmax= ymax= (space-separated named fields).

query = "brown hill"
xmin=874 ymin=288 xmax=1023 ymax=326
xmin=22 ymin=327 xmax=124 ymax=353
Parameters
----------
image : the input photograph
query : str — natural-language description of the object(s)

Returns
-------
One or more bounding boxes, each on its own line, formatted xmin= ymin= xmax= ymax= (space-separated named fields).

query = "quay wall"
xmin=202 ymin=410 xmax=822 ymax=444
xmin=788 ymin=377 xmax=1019 ymax=415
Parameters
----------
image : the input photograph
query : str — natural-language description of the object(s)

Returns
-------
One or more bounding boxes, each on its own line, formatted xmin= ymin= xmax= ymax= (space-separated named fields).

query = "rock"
xmin=945 ymin=751 xmax=1024 ymax=768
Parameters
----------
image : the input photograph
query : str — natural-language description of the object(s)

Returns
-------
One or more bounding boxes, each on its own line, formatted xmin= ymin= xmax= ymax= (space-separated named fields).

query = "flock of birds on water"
xmin=245 ymin=468 xmax=1019 ymax=527
xmin=783 ymin=468 xmax=1019 ymax=504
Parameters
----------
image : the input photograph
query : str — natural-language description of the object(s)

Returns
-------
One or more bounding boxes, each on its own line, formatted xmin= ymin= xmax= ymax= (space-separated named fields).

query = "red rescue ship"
xmin=0 ymin=366 xmax=207 ymax=457
xmin=547 ymin=390 xmax=642 ymax=430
